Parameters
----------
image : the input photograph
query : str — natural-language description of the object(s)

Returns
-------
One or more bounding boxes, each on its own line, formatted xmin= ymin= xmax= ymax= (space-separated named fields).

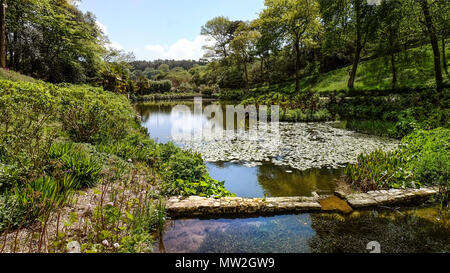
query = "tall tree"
xmin=433 ymin=0 xmax=450 ymax=80
xmin=260 ymin=0 xmax=323 ymax=92
xmin=201 ymin=17 xmax=241 ymax=59
xmin=230 ymin=22 xmax=261 ymax=90
xmin=416 ymin=0 xmax=443 ymax=89
xmin=377 ymin=0 xmax=404 ymax=88
xmin=0 ymin=0 xmax=6 ymax=68
xmin=347 ymin=0 xmax=379 ymax=89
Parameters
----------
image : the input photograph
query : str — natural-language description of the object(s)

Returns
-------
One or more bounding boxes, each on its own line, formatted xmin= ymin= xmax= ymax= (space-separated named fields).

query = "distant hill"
xmin=130 ymin=59 xmax=208 ymax=71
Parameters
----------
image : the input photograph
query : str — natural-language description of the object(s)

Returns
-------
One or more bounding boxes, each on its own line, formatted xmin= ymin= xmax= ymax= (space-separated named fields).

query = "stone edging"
xmin=166 ymin=187 xmax=440 ymax=218
xmin=166 ymin=196 xmax=321 ymax=217
xmin=335 ymin=187 xmax=440 ymax=208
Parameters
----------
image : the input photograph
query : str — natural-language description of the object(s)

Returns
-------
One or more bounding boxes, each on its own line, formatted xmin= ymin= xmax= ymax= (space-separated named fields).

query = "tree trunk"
xmin=260 ymin=57 xmax=264 ymax=81
xmin=295 ymin=38 xmax=301 ymax=92
xmin=0 ymin=0 xmax=7 ymax=68
xmin=443 ymin=37 xmax=449 ymax=80
xmin=243 ymin=59 xmax=249 ymax=91
xmin=348 ymin=0 xmax=362 ymax=90
xmin=391 ymin=53 xmax=397 ymax=89
xmin=348 ymin=45 xmax=362 ymax=90
xmin=419 ymin=0 xmax=443 ymax=89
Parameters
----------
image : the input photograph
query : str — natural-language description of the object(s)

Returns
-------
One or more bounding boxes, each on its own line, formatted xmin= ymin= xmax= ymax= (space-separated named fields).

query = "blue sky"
xmin=77 ymin=0 xmax=265 ymax=61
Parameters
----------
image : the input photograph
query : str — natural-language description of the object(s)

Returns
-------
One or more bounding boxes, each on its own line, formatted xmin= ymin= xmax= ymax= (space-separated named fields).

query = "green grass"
xmin=0 ymin=68 xmax=36 ymax=83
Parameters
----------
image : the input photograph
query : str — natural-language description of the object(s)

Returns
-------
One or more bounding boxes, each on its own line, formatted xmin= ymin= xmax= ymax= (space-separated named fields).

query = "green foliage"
xmin=242 ymin=91 xmax=332 ymax=122
xmin=345 ymin=128 xmax=450 ymax=200
xmin=147 ymin=80 xmax=172 ymax=93
xmin=50 ymin=143 xmax=102 ymax=189
xmin=342 ymin=120 xmax=399 ymax=138
xmin=159 ymin=145 xmax=233 ymax=198
xmin=0 ymin=69 xmax=36 ymax=83
xmin=0 ymin=175 xmax=76 ymax=232
xmin=60 ymin=84 xmax=135 ymax=144
xmin=0 ymin=80 xmax=60 ymax=176
xmin=0 ymin=194 xmax=28 ymax=231
xmin=6 ymin=0 xmax=105 ymax=84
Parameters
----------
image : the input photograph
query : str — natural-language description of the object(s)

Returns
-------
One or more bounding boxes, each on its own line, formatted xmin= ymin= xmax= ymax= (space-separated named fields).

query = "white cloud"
xmin=96 ymin=20 xmax=124 ymax=51
xmin=144 ymin=35 xmax=213 ymax=60
xmin=108 ymin=41 xmax=124 ymax=51
xmin=96 ymin=20 xmax=108 ymax=35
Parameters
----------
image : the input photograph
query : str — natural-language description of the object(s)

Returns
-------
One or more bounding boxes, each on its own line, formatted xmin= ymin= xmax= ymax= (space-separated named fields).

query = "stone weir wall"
xmin=166 ymin=187 xmax=440 ymax=218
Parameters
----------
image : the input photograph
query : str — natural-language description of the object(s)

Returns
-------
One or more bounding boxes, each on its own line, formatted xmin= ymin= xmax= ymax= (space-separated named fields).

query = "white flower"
xmin=102 ymin=240 xmax=110 ymax=247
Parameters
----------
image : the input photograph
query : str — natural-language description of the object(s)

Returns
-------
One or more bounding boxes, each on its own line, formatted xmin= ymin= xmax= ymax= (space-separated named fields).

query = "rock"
xmin=67 ymin=241 xmax=81 ymax=253
xmin=320 ymin=196 xmax=353 ymax=214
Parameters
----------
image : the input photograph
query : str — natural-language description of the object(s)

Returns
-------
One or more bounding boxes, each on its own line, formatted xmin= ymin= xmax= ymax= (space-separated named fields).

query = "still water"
xmin=157 ymin=207 xmax=449 ymax=253
xmin=135 ymin=101 xmax=449 ymax=253
xmin=136 ymin=101 xmax=362 ymax=197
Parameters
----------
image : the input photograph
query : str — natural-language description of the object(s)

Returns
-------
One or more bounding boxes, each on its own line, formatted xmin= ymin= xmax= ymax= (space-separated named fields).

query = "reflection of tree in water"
xmin=308 ymin=209 xmax=450 ymax=253
xmin=134 ymin=103 xmax=175 ymax=122
xmin=257 ymin=164 xmax=343 ymax=197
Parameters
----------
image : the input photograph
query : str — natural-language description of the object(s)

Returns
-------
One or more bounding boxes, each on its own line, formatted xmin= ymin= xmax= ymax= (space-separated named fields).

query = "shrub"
xmin=148 ymin=80 xmax=172 ymax=93
xmin=0 ymin=80 xmax=60 ymax=174
xmin=344 ymin=128 xmax=450 ymax=196
xmin=60 ymin=85 xmax=134 ymax=144
xmin=159 ymin=148 xmax=233 ymax=198
xmin=0 ymin=193 xmax=28 ymax=231
xmin=0 ymin=162 xmax=24 ymax=190
xmin=199 ymin=84 xmax=219 ymax=96
xmin=96 ymin=134 xmax=158 ymax=166
xmin=177 ymin=82 xmax=194 ymax=93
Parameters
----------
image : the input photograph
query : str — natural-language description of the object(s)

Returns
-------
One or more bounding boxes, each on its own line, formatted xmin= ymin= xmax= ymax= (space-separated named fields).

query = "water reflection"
xmin=135 ymin=101 xmax=343 ymax=197
xmin=207 ymin=162 xmax=343 ymax=197
xmin=157 ymin=207 xmax=449 ymax=253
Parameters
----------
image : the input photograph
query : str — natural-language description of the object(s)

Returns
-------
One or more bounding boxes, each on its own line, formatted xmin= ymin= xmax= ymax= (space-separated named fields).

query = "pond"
xmin=135 ymin=101 xmax=449 ymax=253
xmin=135 ymin=101 xmax=397 ymax=198
xmin=156 ymin=206 xmax=449 ymax=253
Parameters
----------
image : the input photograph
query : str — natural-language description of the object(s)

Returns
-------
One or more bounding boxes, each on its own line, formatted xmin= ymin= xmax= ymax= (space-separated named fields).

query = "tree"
xmin=0 ymin=0 xmax=6 ymax=68
xmin=347 ymin=0 xmax=379 ymax=89
xmin=433 ymin=0 xmax=450 ymax=80
xmin=3 ymin=0 xmax=106 ymax=83
xmin=201 ymin=16 xmax=241 ymax=59
xmin=260 ymin=0 xmax=323 ymax=92
xmin=230 ymin=22 xmax=261 ymax=90
xmin=416 ymin=0 xmax=443 ymax=89
xmin=376 ymin=0 xmax=404 ymax=88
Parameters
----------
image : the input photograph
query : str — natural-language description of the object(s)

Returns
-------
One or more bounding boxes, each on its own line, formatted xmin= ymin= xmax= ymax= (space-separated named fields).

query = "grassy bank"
xmin=342 ymin=128 xmax=449 ymax=205
xmin=0 ymin=77 xmax=231 ymax=253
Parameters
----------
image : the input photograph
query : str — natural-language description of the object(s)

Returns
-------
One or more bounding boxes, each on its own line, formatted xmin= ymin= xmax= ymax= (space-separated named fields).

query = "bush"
xmin=177 ymin=82 xmax=194 ymax=93
xmin=199 ymin=84 xmax=219 ymax=96
xmin=60 ymin=85 xmax=134 ymax=144
xmin=0 ymin=80 xmax=60 ymax=174
xmin=148 ymin=80 xmax=172 ymax=93
xmin=158 ymin=145 xmax=232 ymax=198
xmin=344 ymin=128 xmax=450 ymax=196
xmin=0 ymin=193 xmax=28 ymax=231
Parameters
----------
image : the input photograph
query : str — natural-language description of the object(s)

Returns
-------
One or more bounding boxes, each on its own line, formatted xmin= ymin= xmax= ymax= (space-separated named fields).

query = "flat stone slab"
xmin=340 ymin=187 xmax=440 ymax=208
xmin=166 ymin=187 xmax=440 ymax=217
xmin=166 ymin=196 xmax=322 ymax=217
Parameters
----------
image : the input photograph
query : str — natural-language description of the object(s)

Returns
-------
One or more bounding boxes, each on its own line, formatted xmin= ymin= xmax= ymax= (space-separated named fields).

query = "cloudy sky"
xmin=78 ymin=0 xmax=265 ymax=61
